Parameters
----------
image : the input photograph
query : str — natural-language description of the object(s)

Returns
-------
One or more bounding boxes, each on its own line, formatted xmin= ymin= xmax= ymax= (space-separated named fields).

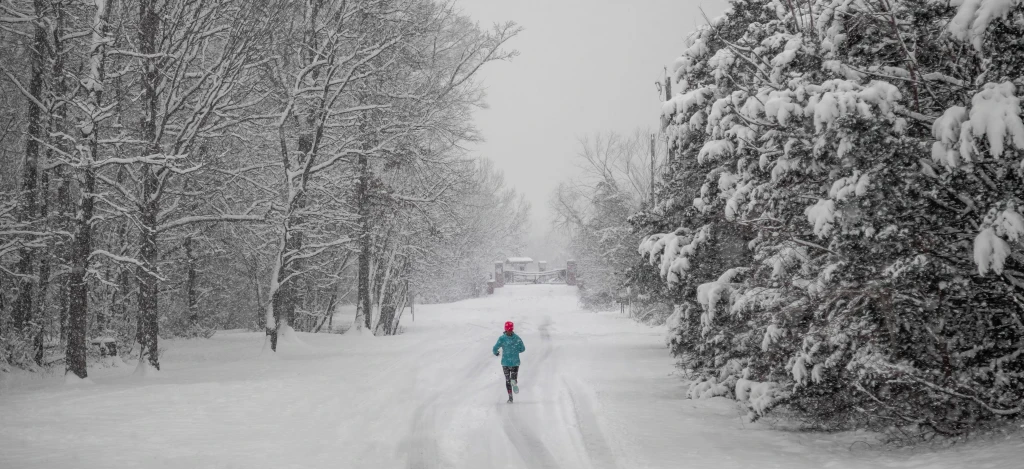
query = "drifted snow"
xmin=2 ymin=285 xmax=1022 ymax=468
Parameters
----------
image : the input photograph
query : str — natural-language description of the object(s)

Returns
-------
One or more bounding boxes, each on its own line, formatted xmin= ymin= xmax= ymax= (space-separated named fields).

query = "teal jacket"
xmin=492 ymin=332 xmax=525 ymax=367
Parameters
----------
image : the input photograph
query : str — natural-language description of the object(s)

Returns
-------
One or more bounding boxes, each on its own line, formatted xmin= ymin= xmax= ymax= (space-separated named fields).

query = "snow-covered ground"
xmin=1 ymin=285 xmax=1021 ymax=468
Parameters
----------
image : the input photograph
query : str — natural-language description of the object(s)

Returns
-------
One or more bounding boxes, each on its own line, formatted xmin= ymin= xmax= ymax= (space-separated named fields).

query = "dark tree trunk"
xmin=136 ymin=0 xmax=161 ymax=370
xmin=13 ymin=0 xmax=51 ymax=331
xmin=65 ymin=166 xmax=94 ymax=379
xmin=109 ymin=168 xmax=131 ymax=338
xmin=67 ymin=0 xmax=113 ymax=378
xmin=33 ymin=0 xmax=68 ymax=363
xmin=279 ymin=220 xmax=303 ymax=334
xmin=137 ymin=165 xmax=160 ymax=369
xmin=33 ymin=155 xmax=50 ymax=365
xmin=249 ymin=254 xmax=263 ymax=329
xmin=66 ymin=122 xmax=101 ymax=379
xmin=185 ymin=236 xmax=198 ymax=328
xmin=57 ymin=177 xmax=71 ymax=343
xmin=34 ymin=190 xmax=49 ymax=365
xmin=356 ymin=152 xmax=372 ymax=330
xmin=51 ymin=26 xmax=74 ymax=338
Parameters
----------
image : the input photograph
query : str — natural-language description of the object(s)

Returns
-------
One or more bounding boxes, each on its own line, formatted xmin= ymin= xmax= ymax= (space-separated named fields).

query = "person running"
xmin=492 ymin=321 xmax=526 ymax=403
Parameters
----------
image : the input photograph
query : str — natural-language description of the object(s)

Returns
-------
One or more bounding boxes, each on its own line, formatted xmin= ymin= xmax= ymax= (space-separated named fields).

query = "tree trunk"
xmin=33 ymin=0 xmax=67 ymax=363
xmin=264 ymin=145 xmax=288 ymax=349
xmin=266 ymin=0 xmax=320 ymax=346
xmin=249 ymin=254 xmax=263 ymax=329
xmin=269 ymin=216 xmax=302 ymax=347
xmin=65 ymin=166 xmax=94 ymax=378
xmin=268 ymin=245 xmax=291 ymax=350
xmin=266 ymin=132 xmax=310 ymax=348
xmin=356 ymin=153 xmax=372 ymax=331
xmin=281 ymin=131 xmax=312 ymax=334
xmin=185 ymin=236 xmax=198 ymax=329
xmin=314 ymin=289 xmax=337 ymax=333
xmin=136 ymin=0 xmax=161 ymax=370
xmin=109 ymin=168 xmax=131 ymax=339
xmin=372 ymin=242 xmax=400 ymax=335
xmin=13 ymin=0 xmax=51 ymax=331
xmin=57 ymin=177 xmax=71 ymax=344
xmin=66 ymin=0 xmax=113 ymax=378
xmin=137 ymin=165 xmax=160 ymax=369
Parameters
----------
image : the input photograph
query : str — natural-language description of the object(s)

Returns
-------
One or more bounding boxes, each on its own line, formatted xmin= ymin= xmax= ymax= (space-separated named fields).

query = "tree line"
xmin=0 ymin=0 xmax=526 ymax=378
xmin=550 ymin=130 xmax=666 ymax=315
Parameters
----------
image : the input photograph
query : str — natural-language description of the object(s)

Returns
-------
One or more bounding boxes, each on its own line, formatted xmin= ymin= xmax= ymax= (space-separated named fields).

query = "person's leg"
xmin=502 ymin=366 xmax=513 ymax=394
xmin=510 ymin=366 xmax=519 ymax=393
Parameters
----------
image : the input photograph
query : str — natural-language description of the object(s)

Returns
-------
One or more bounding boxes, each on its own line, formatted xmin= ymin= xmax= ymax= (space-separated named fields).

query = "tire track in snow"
xmin=405 ymin=395 xmax=442 ymax=469
xmin=565 ymin=377 xmax=621 ymax=469
xmin=402 ymin=326 xmax=494 ymax=469
xmin=500 ymin=404 xmax=562 ymax=468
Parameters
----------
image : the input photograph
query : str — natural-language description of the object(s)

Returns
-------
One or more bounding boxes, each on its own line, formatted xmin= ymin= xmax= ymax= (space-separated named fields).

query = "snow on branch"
xmin=949 ymin=0 xmax=1021 ymax=51
xmin=965 ymin=82 xmax=1024 ymax=159
xmin=89 ymin=250 xmax=167 ymax=281
xmin=156 ymin=213 xmax=266 ymax=233
xmin=974 ymin=204 xmax=1024 ymax=275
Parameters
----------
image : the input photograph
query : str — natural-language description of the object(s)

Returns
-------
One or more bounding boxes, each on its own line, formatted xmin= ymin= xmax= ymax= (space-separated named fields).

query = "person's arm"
xmin=493 ymin=337 xmax=501 ymax=356
xmin=518 ymin=337 xmax=525 ymax=353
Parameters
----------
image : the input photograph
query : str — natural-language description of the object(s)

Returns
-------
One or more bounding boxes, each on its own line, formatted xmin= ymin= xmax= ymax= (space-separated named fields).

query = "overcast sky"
xmin=456 ymin=0 xmax=730 ymax=237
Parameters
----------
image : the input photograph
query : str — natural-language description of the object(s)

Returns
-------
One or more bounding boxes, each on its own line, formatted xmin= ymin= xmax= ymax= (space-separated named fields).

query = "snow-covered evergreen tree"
xmin=636 ymin=0 xmax=1024 ymax=435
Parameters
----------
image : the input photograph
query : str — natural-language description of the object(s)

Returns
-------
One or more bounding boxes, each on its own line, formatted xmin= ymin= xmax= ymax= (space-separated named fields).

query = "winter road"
xmin=1 ymin=285 xmax=1018 ymax=468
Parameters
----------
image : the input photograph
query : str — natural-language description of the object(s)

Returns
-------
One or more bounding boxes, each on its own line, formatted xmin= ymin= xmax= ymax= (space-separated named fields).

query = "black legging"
xmin=502 ymin=366 xmax=519 ymax=393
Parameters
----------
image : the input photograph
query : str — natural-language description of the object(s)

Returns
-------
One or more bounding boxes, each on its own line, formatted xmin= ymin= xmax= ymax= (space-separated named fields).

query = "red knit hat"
xmin=504 ymin=321 xmax=514 ymax=332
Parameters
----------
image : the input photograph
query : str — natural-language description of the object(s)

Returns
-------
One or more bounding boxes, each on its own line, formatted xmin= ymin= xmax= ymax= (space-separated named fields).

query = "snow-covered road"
xmin=1 ymin=285 xmax=1020 ymax=468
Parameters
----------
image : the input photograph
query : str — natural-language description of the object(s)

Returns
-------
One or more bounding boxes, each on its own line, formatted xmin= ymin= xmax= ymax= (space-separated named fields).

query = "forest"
xmin=0 ymin=0 xmax=527 ymax=377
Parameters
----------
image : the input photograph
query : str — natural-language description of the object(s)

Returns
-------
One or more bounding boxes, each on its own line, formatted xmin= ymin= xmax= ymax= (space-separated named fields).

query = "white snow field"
xmin=1 ymin=285 xmax=1021 ymax=469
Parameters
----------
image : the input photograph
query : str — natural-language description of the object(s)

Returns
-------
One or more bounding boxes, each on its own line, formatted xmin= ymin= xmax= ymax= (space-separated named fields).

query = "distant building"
xmin=505 ymin=257 xmax=534 ymax=272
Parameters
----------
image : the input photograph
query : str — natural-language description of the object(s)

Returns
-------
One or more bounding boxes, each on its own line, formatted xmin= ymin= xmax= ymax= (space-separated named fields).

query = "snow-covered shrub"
xmin=630 ymin=0 xmax=1024 ymax=436
xmin=0 ymin=329 xmax=41 ymax=372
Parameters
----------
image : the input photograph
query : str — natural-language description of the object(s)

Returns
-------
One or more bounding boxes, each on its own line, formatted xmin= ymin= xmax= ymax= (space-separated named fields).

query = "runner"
xmin=492 ymin=321 xmax=526 ymax=403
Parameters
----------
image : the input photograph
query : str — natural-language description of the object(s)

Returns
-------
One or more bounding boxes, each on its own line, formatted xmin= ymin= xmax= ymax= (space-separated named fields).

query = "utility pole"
xmin=662 ymin=68 xmax=673 ymax=168
xmin=664 ymin=66 xmax=672 ymax=101
xmin=650 ymin=133 xmax=656 ymax=208
xmin=657 ymin=67 xmax=673 ymax=132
